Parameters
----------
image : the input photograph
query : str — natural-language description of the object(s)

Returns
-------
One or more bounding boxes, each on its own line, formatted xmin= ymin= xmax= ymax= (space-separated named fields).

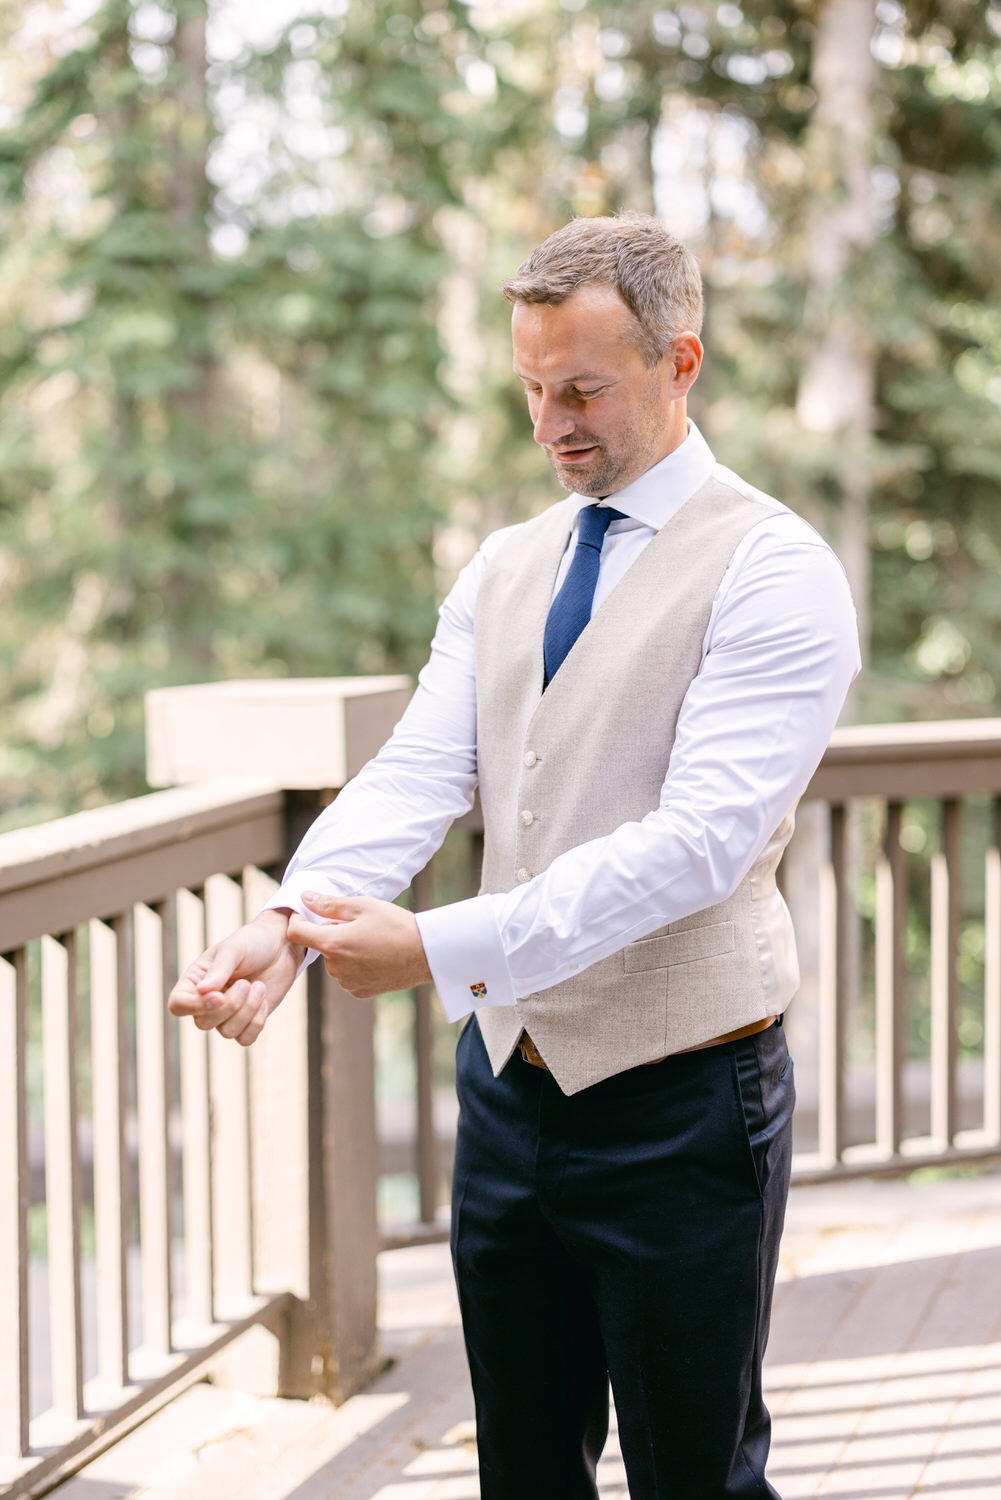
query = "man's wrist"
xmin=255 ymin=907 xmax=306 ymax=966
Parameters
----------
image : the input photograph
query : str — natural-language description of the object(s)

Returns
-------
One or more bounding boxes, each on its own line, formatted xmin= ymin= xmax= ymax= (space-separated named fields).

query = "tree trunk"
xmin=785 ymin=0 xmax=876 ymax=1110
xmin=795 ymin=0 xmax=876 ymax=663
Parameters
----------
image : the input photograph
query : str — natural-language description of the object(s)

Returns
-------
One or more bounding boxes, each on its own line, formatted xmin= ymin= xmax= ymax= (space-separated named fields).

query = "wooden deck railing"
xmin=2 ymin=684 xmax=1001 ymax=1496
xmin=398 ymin=720 xmax=1001 ymax=1221
xmin=0 ymin=678 xmax=411 ymax=1498
xmin=794 ymin=718 xmax=1001 ymax=1179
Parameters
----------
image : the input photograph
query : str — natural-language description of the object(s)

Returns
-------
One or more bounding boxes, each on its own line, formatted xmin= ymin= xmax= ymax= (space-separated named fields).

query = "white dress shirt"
xmin=267 ymin=423 xmax=860 ymax=1023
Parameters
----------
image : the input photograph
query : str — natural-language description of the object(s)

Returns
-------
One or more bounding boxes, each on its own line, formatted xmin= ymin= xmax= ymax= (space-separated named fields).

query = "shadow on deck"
xmin=50 ymin=1167 xmax=1001 ymax=1500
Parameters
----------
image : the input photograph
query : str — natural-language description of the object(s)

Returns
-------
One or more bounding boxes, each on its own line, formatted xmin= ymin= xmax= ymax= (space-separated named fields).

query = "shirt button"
xmin=523 ymin=750 xmax=538 ymax=768
xmin=519 ymin=809 xmax=535 ymax=827
xmin=516 ymin=867 xmax=532 ymax=883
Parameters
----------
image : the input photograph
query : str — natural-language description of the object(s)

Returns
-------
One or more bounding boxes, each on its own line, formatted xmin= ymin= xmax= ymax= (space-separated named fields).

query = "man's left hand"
xmin=287 ymin=892 xmax=432 ymax=999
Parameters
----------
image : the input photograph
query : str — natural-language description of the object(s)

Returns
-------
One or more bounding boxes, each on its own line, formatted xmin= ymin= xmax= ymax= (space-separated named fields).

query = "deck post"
xmin=272 ymin=793 xmax=381 ymax=1402
xmin=315 ymin=960 xmax=381 ymax=1400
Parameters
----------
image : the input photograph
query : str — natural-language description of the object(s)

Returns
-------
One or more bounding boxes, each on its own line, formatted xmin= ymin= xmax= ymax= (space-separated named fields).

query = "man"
xmin=169 ymin=215 xmax=859 ymax=1499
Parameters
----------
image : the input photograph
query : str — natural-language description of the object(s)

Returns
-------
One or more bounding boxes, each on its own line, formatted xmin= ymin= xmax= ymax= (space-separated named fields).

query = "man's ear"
xmin=668 ymin=333 xmax=703 ymax=398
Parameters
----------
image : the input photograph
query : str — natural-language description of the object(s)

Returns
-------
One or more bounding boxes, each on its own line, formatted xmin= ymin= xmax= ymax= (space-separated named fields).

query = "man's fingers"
xmin=285 ymin=913 xmax=311 ymax=949
xmin=168 ymin=956 xmax=217 ymax=1017
xmin=286 ymin=911 xmax=347 ymax=951
xmin=196 ymin=939 xmax=244 ymax=996
xmin=178 ymin=972 xmax=261 ymax=1035
xmin=167 ymin=942 xmax=238 ymax=1015
xmin=234 ymin=997 xmax=270 ymax=1047
xmin=214 ymin=980 xmax=268 ymax=1042
xmin=301 ymin=890 xmax=367 ymax=920
xmin=186 ymin=976 xmax=247 ymax=1028
xmin=193 ymin=1009 xmax=225 ymax=1031
xmin=291 ymin=893 xmax=379 ymax=953
xmin=166 ymin=919 xmax=294 ymax=1051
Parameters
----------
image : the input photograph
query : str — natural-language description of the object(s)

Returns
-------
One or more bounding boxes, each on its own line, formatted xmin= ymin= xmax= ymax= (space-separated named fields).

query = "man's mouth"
xmin=550 ymin=444 xmax=600 ymax=464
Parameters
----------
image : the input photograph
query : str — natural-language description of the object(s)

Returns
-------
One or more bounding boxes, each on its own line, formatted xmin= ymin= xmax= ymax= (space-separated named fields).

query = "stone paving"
xmin=55 ymin=1166 xmax=1001 ymax=1500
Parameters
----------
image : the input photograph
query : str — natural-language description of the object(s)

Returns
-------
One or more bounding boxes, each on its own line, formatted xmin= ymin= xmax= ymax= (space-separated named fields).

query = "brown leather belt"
xmin=516 ymin=1015 xmax=778 ymax=1072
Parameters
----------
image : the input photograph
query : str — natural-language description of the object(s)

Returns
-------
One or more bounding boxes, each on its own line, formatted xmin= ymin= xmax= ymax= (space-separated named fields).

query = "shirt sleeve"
xmin=416 ymin=517 xmax=861 ymax=1018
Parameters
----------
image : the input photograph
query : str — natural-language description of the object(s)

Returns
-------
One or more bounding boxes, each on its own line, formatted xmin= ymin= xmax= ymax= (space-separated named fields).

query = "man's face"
xmin=511 ymin=284 xmax=697 ymax=497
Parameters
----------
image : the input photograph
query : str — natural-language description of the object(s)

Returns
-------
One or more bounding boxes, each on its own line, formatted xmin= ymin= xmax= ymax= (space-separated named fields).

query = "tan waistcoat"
xmin=473 ymin=474 xmax=800 ymax=1095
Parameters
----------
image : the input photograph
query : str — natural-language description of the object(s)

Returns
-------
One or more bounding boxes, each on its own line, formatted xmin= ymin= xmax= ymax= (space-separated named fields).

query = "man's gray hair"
xmin=500 ymin=214 xmax=703 ymax=367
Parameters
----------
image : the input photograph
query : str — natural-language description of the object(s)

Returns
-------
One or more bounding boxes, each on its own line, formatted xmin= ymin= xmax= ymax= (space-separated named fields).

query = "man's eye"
xmin=573 ymin=387 xmax=604 ymax=399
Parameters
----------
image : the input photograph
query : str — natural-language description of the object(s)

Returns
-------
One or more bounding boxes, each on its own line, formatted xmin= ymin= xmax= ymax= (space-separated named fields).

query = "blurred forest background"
xmin=1 ymin=0 xmax=1000 ymax=833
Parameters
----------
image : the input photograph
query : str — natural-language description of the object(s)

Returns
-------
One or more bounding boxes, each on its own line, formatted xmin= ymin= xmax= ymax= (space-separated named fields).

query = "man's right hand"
xmin=167 ymin=908 xmax=304 ymax=1046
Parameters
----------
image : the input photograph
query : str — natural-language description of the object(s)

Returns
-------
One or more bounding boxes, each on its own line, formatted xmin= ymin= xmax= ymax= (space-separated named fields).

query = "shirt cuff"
xmin=415 ymin=896 xmax=517 ymax=1023
xmin=260 ymin=871 xmax=355 ymax=976
xmin=262 ymin=870 xmax=352 ymax=924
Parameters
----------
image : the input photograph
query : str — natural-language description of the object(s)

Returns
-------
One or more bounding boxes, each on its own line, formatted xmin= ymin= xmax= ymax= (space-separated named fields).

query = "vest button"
xmin=516 ymin=866 xmax=532 ymax=883
xmin=519 ymin=809 xmax=535 ymax=827
xmin=523 ymin=750 xmax=538 ymax=768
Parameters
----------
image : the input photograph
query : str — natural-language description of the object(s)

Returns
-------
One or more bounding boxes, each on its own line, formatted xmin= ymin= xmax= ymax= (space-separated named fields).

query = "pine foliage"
xmin=0 ymin=0 xmax=999 ymax=825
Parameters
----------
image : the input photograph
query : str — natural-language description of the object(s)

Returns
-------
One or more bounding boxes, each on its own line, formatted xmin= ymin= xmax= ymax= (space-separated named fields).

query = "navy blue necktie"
xmin=543 ymin=504 xmax=625 ymax=688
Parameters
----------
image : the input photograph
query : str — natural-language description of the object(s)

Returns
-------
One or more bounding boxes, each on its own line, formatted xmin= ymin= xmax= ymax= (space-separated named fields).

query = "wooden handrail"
xmin=806 ymin=717 xmax=1001 ymax=800
xmin=0 ymin=779 xmax=285 ymax=950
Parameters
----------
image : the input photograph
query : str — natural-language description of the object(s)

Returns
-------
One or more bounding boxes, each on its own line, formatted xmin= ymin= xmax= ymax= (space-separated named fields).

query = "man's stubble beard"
xmin=544 ymin=371 xmax=669 ymax=498
xmin=547 ymin=443 xmax=620 ymax=497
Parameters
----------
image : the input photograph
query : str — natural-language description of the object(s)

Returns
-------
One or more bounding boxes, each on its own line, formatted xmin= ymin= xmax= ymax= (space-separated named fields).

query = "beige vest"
xmin=473 ymin=475 xmax=800 ymax=1095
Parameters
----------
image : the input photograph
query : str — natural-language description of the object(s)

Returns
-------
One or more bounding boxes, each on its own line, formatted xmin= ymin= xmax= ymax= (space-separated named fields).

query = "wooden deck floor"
xmin=55 ymin=1166 xmax=1001 ymax=1500
xmin=766 ymin=1170 xmax=1001 ymax=1499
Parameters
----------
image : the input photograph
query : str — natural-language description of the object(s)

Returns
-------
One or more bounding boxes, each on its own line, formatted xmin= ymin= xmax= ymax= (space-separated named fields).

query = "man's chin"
xmin=548 ymin=456 xmax=612 ymax=496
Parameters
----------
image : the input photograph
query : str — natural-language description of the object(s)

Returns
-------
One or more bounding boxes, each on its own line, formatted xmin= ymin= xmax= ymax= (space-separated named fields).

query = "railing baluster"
xmin=89 ymin=916 xmax=130 ymax=1391
xmin=984 ymin=797 xmax=1001 ymax=1144
xmin=243 ymin=867 xmax=310 ymax=1318
xmin=177 ymin=888 xmax=214 ymax=1329
xmin=931 ymin=799 xmax=962 ymax=1147
xmin=41 ymin=933 xmax=85 ymax=1420
xmin=135 ymin=903 xmax=172 ymax=1357
xmin=206 ymin=874 xmax=253 ymax=1311
xmin=875 ymin=803 xmax=907 ymax=1159
xmin=0 ymin=949 xmax=30 ymax=1457
xmin=818 ymin=802 xmax=849 ymax=1163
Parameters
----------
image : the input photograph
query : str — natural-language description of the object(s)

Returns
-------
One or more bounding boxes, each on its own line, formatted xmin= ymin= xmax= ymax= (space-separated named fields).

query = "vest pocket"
xmin=622 ymin=920 xmax=735 ymax=973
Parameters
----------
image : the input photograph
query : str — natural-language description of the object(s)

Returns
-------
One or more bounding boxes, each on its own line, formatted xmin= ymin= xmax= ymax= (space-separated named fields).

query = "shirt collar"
xmin=570 ymin=421 xmax=715 ymax=532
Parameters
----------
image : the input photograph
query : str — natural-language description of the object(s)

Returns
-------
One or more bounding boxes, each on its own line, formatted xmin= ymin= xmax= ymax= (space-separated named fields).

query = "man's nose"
xmin=532 ymin=391 xmax=575 ymax=447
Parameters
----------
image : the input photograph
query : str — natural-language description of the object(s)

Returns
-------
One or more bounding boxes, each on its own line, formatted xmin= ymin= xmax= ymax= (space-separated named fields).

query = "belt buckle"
xmin=518 ymin=1032 xmax=548 ymax=1069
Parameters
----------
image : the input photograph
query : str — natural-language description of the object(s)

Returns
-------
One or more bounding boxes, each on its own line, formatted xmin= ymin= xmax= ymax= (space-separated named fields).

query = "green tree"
xmin=869 ymin=0 xmax=1001 ymax=718
xmin=2 ymin=0 xmax=1000 ymax=833
xmin=498 ymin=0 xmax=1001 ymax=722
xmin=0 ymin=0 xmax=462 ymax=824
